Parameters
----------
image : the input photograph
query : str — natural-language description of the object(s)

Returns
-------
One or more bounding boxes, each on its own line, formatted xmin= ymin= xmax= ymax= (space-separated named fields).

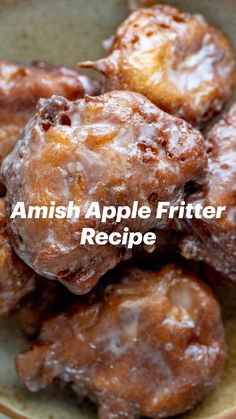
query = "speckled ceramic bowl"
xmin=0 ymin=1 xmax=235 ymax=418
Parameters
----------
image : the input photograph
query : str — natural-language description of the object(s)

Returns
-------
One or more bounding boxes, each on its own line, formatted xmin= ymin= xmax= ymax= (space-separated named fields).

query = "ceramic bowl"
xmin=0 ymin=1 xmax=235 ymax=418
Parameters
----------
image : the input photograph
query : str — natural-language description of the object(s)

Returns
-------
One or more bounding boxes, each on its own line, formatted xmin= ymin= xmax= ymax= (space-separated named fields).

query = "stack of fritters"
xmin=0 ymin=3 xmax=235 ymax=418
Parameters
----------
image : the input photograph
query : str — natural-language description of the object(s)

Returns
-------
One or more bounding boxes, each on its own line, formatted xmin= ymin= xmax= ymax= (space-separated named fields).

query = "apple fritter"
xmin=16 ymin=265 xmax=226 ymax=418
xmin=81 ymin=5 xmax=235 ymax=127
xmin=2 ymin=91 xmax=206 ymax=294
xmin=180 ymin=104 xmax=236 ymax=281
xmin=0 ymin=60 xmax=100 ymax=194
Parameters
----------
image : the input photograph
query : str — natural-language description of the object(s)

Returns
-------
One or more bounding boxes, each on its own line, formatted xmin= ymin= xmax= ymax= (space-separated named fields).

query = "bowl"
xmin=0 ymin=1 xmax=235 ymax=418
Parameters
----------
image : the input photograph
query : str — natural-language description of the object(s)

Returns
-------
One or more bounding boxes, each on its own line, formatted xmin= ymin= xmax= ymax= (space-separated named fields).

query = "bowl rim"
xmin=0 ymin=404 xmax=31 ymax=419
xmin=2 ymin=402 xmax=236 ymax=419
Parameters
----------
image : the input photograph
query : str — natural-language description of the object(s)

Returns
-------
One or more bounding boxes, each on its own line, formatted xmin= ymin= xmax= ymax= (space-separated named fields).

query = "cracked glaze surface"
xmin=2 ymin=91 xmax=206 ymax=294
xmin=81 ymin=5 xmax=235 ymax=127
xmin=0 ymin=60 xmax=100 ymax=194
xmin=16 ymin=264 xmax=226 ymax=419
xmin=180 ymin=104 xmax=236 ymax=281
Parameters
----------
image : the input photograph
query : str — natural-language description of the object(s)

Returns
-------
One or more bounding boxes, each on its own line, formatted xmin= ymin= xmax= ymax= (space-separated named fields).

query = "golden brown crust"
xmin=81 ymin=5 xmax=235 ymax=127
xmin=16 ymin=264 xmax=226 ymax=418
xmin=2 ymin=91 xmax=207 ymax=294
xmin=180 ymin=104 xmax=236 ymax=281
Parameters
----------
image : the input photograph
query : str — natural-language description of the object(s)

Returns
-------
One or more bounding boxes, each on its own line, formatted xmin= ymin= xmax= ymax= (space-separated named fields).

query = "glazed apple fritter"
xmin=0 ymin=60 xmax=100 ymax=194
xmin=2 ymin=91 xmax=207 ymax=294
xmin=180 ymin=104 xmax=236 ymax=281
xmin=16 ymin=264 xmax=226 ymax=419
xmin=81 ymin=4 xmax=235 ymax=127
